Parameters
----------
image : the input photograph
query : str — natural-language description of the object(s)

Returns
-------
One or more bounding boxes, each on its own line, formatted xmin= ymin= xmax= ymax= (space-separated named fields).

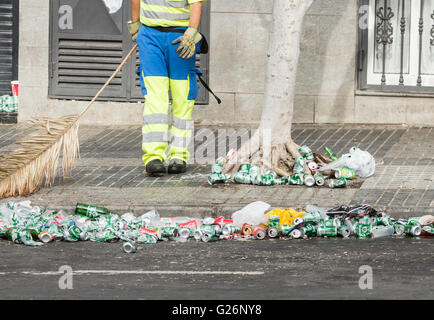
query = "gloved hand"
xmin=127 ymin=20 xmax=141 ymax=42
xmin=171 ymin=27 xmax=202 ymax=60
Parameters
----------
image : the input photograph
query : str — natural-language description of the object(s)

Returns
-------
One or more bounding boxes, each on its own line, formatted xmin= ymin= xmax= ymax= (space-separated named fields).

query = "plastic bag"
xmin=265 ymin=208 xmax=306 ymax=226
xmin=319 ymin=147 xmax=375 ymax=178
xmin=232 ymin=201 xmax=270 ymax=227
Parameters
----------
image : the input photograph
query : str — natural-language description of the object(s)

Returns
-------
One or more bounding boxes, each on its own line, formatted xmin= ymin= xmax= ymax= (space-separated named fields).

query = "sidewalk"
xmin=0 ymin=124 xmax=433 ymax=218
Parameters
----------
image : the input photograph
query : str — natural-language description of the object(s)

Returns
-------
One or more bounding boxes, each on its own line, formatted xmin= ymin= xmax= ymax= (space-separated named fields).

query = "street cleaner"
xmin=128 ymin=0 xmax=210 ymax=176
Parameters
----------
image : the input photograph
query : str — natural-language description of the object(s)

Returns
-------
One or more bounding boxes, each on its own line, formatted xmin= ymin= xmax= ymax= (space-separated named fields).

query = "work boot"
xmin=145 ymin=159 xmax=166 ymax=176
xmin=168 ymin=159 xmax=187 ymax=174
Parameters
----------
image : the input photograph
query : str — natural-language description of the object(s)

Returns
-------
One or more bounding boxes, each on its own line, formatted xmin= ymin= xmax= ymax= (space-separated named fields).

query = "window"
xmin=358 ymin=0 xmax=434 ymax=92
xmin=49 ymin=0 xmax=210 ymax=103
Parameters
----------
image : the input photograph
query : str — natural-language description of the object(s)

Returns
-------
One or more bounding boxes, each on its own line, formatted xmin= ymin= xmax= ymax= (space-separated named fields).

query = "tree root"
xmin=222 ymin=136 xmax=305 ymax=177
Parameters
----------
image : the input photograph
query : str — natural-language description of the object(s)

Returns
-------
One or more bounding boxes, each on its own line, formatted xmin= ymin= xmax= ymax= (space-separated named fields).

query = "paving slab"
xmin=0 ymin=124 xmax=432 ymax=218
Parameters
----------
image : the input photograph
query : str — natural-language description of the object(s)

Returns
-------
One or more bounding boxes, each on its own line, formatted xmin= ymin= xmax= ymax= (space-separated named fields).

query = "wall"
xmin=17 ymin=0 xmax=434 ymax=126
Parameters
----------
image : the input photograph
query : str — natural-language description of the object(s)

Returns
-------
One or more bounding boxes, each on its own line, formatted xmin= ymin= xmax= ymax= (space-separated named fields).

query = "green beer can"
xmin=324 ymin=146 xmax=338 ymax=161
xmin=303 ymin=224 xmax=317 ymax=237
xmin=211 ymin=164 xmax=223 ymax=174
xmin=208 ymin=173 xmax=230 ymax=185
xmin=299 ymin=145 xmax=314 ymax=161
xmin=76 ymin=203 xmax=110 ymax=219
xmin=249 ymin=165 xmax=260 ymax=178
xmin=268 ymin=215 xmax=280 ymax=229
xmin=317 ymin=225 xmax=337 ymax=237
xmin=302 ymin=211 xmax=322 ymax=223
xmin=239 ymin=163 xmax=251 ymax=174
xmin=407 ymin=217 xmax=421 ymax=225
xmin=314 ymin=173 xmax=325 ymax=186
xmin=275 ymin=176 xmax=289 ymax=185
xmin=234 ymin=172 xmax=252 ymax=184
xmin=258 ymin=173 xmax=275 ymax=186
xmin=355 ymin=223 xmax=371 ymax=238
xmin=289 ymin=173 xmax=304 ymax=185
xmin=358 ymin=216 xmax=371 ymax=225
xmin=328 ymin=178 xmax=347 ymax=188
xmin=404 ymin=223 xmax=421 ymax=236
xmin=293 ymin=157 xmax=305 ymax=174
xmin=201 ymin=232 xmax=219 ymax=242
xmin=280 ymin=225 xmax=294 ymax=236
xmin=68 ymin=225 xmax=83 ymax=240
xmin=268 ymin=227 xmax=280 ymax=238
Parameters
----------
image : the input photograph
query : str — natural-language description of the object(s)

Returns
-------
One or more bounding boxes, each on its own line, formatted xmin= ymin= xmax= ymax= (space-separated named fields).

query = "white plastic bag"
xmin=231 ymin=201 xmax=270 ymax=227
xmin=320 ymin=147 xmax=375 ymax=178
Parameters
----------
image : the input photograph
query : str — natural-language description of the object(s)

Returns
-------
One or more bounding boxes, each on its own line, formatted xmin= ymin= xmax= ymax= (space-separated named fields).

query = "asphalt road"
xmin=0 ymin=237 xmax=432 ymax=300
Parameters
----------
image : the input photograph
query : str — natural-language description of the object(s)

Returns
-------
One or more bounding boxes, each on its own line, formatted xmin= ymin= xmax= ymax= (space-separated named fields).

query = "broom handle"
xmin=79 ymin=44 xmax=138 ymax=117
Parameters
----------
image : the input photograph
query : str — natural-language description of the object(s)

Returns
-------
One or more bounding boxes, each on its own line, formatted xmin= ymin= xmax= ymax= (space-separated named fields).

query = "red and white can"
xmin=11 ymin=81 xmax=19 ymax=97
xmin=253 ymin=226 xmax=266 ymax=240
xmin=241 ymin=223 xmax=253 ymax=236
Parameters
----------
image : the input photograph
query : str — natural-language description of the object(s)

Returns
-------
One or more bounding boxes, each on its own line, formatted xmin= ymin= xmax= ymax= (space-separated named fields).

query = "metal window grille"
xmin=49 ymin=0 xmax=210 ymax=104
xmin=358 ymin=0 xmax=434 ymax=92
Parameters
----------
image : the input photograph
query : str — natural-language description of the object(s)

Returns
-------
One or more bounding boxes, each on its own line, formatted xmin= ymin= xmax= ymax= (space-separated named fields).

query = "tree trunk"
xmin=224 ymin=0 xmax=314 ymax=176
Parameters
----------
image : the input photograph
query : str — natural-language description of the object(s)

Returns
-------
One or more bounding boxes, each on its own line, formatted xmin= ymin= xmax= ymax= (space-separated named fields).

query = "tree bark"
xmin=224 ymin=0 xmax=314 ymax=175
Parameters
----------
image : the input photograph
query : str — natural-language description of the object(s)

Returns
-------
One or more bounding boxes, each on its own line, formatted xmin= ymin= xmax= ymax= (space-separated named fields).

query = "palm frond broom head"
xmin=0 ymin=115 xmax=80 ymax=198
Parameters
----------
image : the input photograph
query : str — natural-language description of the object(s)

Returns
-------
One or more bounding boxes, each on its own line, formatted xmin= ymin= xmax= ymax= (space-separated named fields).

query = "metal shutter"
xmin=49 ymin=0 xmax=128 ymax=100
xmin=0 ymin=0 xmax=18 ymax=96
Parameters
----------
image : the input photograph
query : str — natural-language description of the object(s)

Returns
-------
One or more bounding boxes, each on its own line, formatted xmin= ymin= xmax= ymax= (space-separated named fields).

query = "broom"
xmin=0 ymin=44 xmax=138 ymax=199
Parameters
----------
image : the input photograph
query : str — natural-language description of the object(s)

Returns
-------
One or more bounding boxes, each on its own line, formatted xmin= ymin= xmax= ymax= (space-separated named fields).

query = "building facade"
xmin=14 ymin=0 xmax=434 ymax=126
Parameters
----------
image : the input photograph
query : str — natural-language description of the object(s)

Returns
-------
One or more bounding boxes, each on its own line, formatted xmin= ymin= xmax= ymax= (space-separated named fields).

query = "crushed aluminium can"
xmin=393 ymin=222 xmax=406 ymax=235
xmin=304 ymin=174 xmax=315 ymax=187
xmin=201 ymin=232 xmax=219 ymax=242
xmin=328 ymin=178 xmax=347 ymax=188
xmin=241 ymin=223 xmax=253 ymax=236
xmin=302 ymin=211 xmax=322 ymax=223
xmin=334 ymin=168 xmax=355 ymax=180
xmin=268 ymin=227 xmax=280 ymax=238
xmin=290 ymin=228 xmax=304 ymax=239
xmin=280 ymin=224 xmax=293 ymax=236
xmin=289 ymin=173 xmax=304 ymax=185
xmin=233 ymin=172 xmax=252 ymax=184
xmin=253 ymin=226 xmax=266 ymax=240
xmin=239 ymin=163 xmax=251 ymax=173
xmin=307 ymin=161 xmax=318 ymax=171
xmin=404 ymin=224 xmax=422 ymax=236
xmin=222 ymin=224 xmax=240 ymax=236
xmin=293 ymin=157 xmax=305 ymax=174
xmin=337 ymin=226 xmax=351 ymax=238
xmin=314 ymin=173 xmax=325 ymax=186
xmin=355 ymin=223 xmax=371 ymax=238
xmin=38 ymin=232 xmax=54 ymax=243
xmin=302 ymin=224 xmax=317 ymax=237
xmin=211 ymin=164 xmax=223 ymax=174
xmin=268 ymin=215 xmax=280 ymax=229
xmin=317 ymin=225 xmax=337 ymax=237
xmin=208 ymin=173 xmax=231 ymax=185
xmin=123 ymin=241 xmax=137 ymax=253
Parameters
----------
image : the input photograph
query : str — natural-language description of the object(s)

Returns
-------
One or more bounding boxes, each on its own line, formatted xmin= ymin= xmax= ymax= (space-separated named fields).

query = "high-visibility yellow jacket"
xmin=140 ymin=0 xmax=206 ymax=27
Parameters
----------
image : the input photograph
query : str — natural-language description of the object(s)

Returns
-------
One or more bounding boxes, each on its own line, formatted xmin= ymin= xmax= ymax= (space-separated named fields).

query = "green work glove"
xmin=171 ymin=27 xmax=202 ymax=60
xmin=127 ymin=20 xmax=141 ymax=42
